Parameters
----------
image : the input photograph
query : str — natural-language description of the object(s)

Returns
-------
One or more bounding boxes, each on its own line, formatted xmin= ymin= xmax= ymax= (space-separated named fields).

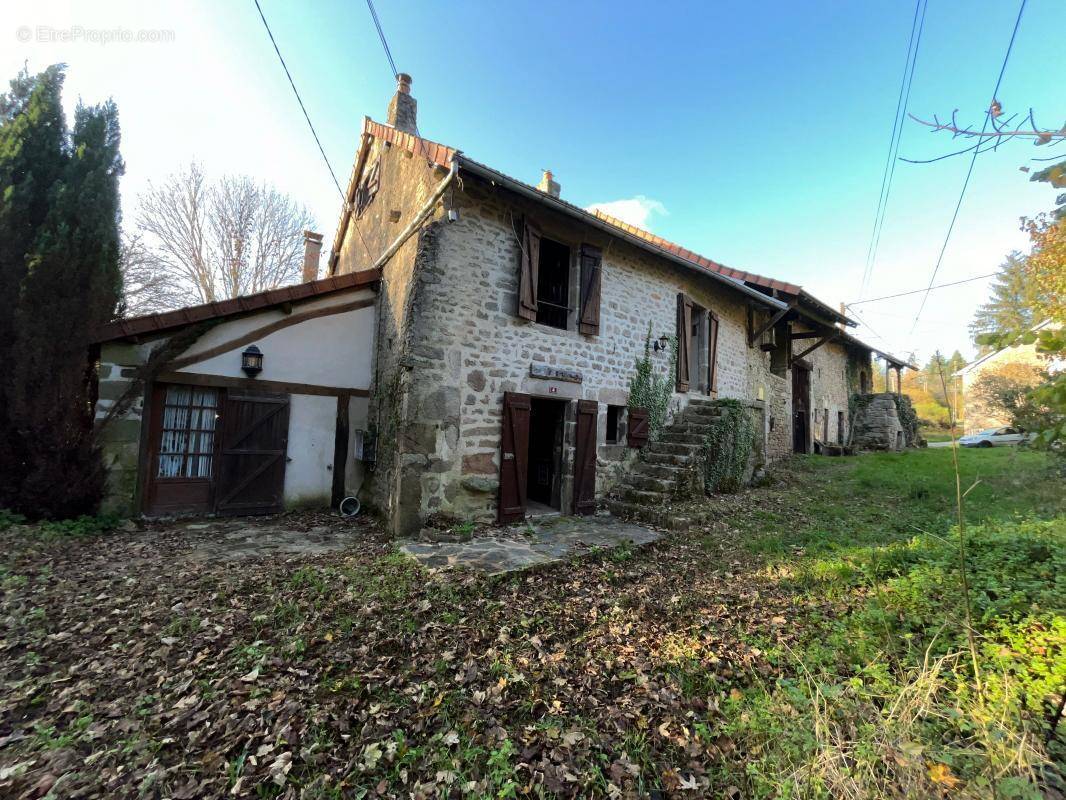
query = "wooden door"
xmin=573 ymin=400 xmax=598 ymax=515
xmin=498 ymin=392 xmax=531 ymax=523
xmin=215 ymin=393 xmax=290 ymax=515
xmin=792 ymin=366 xmax=810 ymax=454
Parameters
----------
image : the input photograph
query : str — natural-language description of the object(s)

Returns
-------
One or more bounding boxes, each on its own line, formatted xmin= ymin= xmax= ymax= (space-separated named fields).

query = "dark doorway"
xmin=792 ymin=365 xmax=811 ymax=454
xmin=527 ymin=397 xmax=567 ymax=513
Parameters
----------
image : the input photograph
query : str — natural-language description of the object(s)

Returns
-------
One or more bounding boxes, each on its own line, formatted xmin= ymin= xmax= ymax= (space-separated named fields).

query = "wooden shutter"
xmin=573 ymin=400 xmax=598 ymax=515
xmin=215 ymin=392 xmax=289 ymax=515
xmin=627 ymin=407 xmax=650 ymax=448
xmin=517 ymin=220 xmax=541 ymax=321
xmin=708 ymin=311 xmax=720 ymax=397
xmin=676 ymin=293 xmax=692 ymax=392
xmin=578 ymin=244 xmax=602 ymax=335
xmin=497 ymin=392 xmax=531 ymax=523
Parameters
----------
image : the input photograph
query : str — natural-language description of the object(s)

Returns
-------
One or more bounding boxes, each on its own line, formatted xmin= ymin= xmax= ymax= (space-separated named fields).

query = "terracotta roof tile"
xmin=95 ymin=268 xmax=381 ymax=343
xmin=590 ymin=209 xmax=802 ymax=295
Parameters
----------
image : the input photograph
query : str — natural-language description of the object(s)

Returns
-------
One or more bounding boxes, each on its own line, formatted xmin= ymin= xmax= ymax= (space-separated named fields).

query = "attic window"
xmin=536 ymin=237 xmax=570 ymax=330
xmin=355 ymin=159 xmax=381 ymax=217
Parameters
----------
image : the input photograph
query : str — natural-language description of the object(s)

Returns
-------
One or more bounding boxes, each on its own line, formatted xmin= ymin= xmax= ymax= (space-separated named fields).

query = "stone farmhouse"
xmin=93 ymin=75 xmax=911 ymax=535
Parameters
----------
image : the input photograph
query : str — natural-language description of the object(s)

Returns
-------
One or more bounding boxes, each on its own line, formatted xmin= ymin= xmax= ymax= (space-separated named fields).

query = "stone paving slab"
xmin=178 ymin=520 xmax=367 ymax=561
xmin=398 ymin=514 xmax=662 ymax=575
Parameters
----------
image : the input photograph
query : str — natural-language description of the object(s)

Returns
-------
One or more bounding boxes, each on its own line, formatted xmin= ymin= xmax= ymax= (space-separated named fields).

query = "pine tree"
xmin=2 ymin=66 xmax=124 ymax=518
xmin=0 ymin=66 xmax=68 ymax=506
xmin=968 ymin=253 xmax=1043 ymax=351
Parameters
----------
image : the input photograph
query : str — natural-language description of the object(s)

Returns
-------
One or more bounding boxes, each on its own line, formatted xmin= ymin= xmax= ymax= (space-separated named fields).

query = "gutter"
xmin=456 ymin=156 xmax=788 ymax=312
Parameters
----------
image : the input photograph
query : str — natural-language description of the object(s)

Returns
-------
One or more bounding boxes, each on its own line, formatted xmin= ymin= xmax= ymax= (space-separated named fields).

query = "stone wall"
xmin=332 ymin=136 xmax=453 ymax=531
xmin=95 ymin=341 xmax=154 ymax=515
xmin=385 ymin=175 xmax=794 ymax=532
xmin=851 ymin=392 xmax=907 ymax=451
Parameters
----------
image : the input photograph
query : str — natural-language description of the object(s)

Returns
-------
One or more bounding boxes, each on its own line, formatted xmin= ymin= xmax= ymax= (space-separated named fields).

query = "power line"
xmin=859 ymin=0 xmax=928 ymax=298
xmin=365 ymin=0 xmax=399 ymax=79
xmin=253 ymin=0 xmax=345 ymax=202
xmin=908 ymin=0 xmax=1027 ymax=337
xmin=847 ymin=272 xmax=997 ymax=306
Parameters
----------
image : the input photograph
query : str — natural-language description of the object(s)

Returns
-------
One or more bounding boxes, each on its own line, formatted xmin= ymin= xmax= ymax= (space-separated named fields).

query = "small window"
xmin=157 ymin=385 xmax=219 ymax=479
xmin=606 ymin=405 xmax=623 ymax=444
xmin=536 ymin=238 xmax=570 ymax=329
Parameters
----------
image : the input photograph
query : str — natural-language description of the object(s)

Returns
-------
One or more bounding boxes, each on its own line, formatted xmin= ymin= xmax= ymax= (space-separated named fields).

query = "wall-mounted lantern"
xmin=653 ymin=334 xmax=671 ymax=353
xmin=241 ymin=345 xmax=263 ymax=377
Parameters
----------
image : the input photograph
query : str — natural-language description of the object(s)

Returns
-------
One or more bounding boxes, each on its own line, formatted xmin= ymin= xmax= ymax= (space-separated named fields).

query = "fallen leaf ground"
xmin=1 ymin=448 xmax=1062 ymax=799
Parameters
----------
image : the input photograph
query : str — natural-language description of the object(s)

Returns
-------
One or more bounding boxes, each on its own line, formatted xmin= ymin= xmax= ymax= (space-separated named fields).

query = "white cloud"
xmin=585 ymin=195 xmax=667 ymax=231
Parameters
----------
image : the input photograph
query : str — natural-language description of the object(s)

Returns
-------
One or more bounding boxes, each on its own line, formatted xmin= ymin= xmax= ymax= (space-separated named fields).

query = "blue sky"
xmin=3 ymin=0 xmax=1063 ymax=362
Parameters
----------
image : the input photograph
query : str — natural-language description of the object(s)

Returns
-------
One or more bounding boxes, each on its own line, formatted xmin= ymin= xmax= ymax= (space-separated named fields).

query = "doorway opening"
xmin=526 ymin=397 xmax=567 ymax=515
xmin=792 ymin=364 xmax=811 ymax=454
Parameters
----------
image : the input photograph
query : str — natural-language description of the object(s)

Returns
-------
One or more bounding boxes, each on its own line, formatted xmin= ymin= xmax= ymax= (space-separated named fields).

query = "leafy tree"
xmin=969 ymin=362 xmax=1046 ymax=432
xmin=968 ymin=253 xmax=1043 ymax=350
xmin=0 ymin=66 xmax=68 ymax=507
xmin=1 ymin=66 xmax=124 ymax=517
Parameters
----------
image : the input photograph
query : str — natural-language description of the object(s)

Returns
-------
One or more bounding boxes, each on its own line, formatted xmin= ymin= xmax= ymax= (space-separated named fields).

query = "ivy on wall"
xmin=628 ymin=324 xmax=676 ymax=437
xmin=702 ymin=399 xmax=756 ymax=494
xmin=893 ymin=393 xmax=922 ymax=446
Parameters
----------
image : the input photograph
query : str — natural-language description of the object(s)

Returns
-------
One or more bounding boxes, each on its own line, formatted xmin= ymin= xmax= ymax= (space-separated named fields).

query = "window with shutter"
xmin=708 ymin=311 xmax=720 ymax=397
xmin=517 ymin=219 xmax=541 ymax=321
xmin=676 ymin=293 xmax=692 ymax=392
xmin=578 ymin=244 xmax=602 ymax=335
xmin=355 ymin=159 xmax=381 ymax=217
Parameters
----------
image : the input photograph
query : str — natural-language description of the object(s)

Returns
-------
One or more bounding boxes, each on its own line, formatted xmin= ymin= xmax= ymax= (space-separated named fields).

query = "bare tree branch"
xmin=905 ymin=102 xmax=1066 ymax=165
xmin=127 ymin=163 xmax=314 ymax=314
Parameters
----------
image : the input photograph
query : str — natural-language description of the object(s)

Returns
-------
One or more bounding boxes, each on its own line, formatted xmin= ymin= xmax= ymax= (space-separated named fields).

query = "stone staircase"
xmin=607 ymin=398 xmax=725 ymax=530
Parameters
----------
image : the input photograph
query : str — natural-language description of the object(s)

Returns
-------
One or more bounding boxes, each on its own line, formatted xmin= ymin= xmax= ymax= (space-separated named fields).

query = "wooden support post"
xmin=791 ymin=330 xmax=838 ymax=366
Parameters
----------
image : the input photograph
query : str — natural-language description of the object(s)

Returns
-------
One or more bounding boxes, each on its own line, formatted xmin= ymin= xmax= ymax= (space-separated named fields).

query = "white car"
xmin=958 ymin=427 xmax=1031 ymax=448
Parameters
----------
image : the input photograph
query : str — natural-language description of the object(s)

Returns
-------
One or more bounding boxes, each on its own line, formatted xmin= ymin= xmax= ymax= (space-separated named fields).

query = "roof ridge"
xmin=590 ymin=209 xmax=802 ymax=295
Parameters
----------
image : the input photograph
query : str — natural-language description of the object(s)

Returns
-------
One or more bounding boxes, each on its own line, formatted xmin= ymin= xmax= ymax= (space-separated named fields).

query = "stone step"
xmin=641 ymin=452 xmax=689 ymax=467
xmin=633 ymin=462 xmax=691 ymax=480
xmin=659 ymin=431 xmax=706 ymax=445
xmin=645 ymin=441 xmax=701 ymax=457
xmin=685 ymin=397 xmax=722 ymax=409
xmin=682 ymin=406 xmax=724 ymax=422
xmin=617 ymin=487 xmax=663 ymax=505
xmin=670 ymin=421 xmax=718 ymax=436
xmin=607 ymin=500 xmax=692 ymax=532
xmin=623 ymin=474 xmax=677 ymax=493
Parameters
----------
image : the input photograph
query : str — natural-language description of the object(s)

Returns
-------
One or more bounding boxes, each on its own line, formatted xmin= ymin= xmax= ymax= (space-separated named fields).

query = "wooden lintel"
xmin=748 ymin=302 xmax=794 ymax=348
xmin=154 ymin=370 xmax=369 ymax=398
xmin=791 ymin=331 xmax=838 ymax=365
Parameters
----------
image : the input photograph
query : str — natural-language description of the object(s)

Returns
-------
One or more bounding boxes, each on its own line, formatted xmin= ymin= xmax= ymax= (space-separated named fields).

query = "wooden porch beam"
xmin=748 ymin=302 xmax=794 ymax=348
xmin=791 ymin=330 xmax=838 ymax=366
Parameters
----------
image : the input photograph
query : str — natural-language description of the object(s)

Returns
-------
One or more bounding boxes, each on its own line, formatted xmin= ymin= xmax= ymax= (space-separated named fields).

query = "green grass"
xmin=728 ymin=448 xmax=1065 ymax=798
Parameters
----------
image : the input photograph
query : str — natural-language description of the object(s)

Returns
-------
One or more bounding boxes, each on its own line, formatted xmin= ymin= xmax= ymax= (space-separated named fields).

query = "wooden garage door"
xmin=215 ymin=393 xmax=290 ymax=515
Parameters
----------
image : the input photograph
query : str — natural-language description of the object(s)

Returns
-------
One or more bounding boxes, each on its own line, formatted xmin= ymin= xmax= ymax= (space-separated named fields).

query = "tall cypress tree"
xmin=0 ymin=66 xmax=69 ymax=507
xmin=1 ymin=67 xmax=124 ymax=518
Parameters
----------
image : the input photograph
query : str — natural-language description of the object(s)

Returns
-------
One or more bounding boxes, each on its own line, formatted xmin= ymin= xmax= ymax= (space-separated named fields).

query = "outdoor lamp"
xmin=654 ymin=334 xmax=671 ymax=353
xmin=241 ymin=345 xmax=264 ymax=377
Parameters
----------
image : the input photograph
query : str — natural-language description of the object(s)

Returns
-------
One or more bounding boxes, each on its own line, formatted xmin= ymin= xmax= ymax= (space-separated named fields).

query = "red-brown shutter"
xmin=627 ymin=407 xmax=650 ymax=448
xmin=676 ymin=293 xmax=692 ymax=392
xmin=497 ymin=392 xmax=531 ymax=522
xmin=517 ymin=220 xmax=541 ymax=321
xmin=578 ymin=244 xmax=602 ymax=335
xmin=573 ymin=399 xmax=598 ymax=515
xmin=708 ymin=310 xmax=720 ymax=397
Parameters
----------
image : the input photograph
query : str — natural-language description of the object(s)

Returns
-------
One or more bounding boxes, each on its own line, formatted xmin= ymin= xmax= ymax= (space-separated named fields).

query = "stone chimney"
xmin=302 ymin=231 xmax=323 ymax=283
xmin=387 ymin=73 xmax=417 ymax=133
xmin=537 ymin=169 xmax=560 ymax=198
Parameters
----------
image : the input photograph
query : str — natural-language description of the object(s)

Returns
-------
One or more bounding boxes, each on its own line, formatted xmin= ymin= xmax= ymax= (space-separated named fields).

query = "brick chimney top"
xmin=302 ymin=230 xmax=323 ymax=283
xmin=387 ymin=73 xmax=417 ymax=133
xmin=537 ymin=169 xmax=560 ymax=198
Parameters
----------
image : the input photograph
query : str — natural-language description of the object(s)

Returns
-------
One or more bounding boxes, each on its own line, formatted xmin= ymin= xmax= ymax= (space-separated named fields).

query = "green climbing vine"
xmin=703 ymin=399 xmax=756 ymax=494
xmin=628 ymin=324 xmax=676 ymax=437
